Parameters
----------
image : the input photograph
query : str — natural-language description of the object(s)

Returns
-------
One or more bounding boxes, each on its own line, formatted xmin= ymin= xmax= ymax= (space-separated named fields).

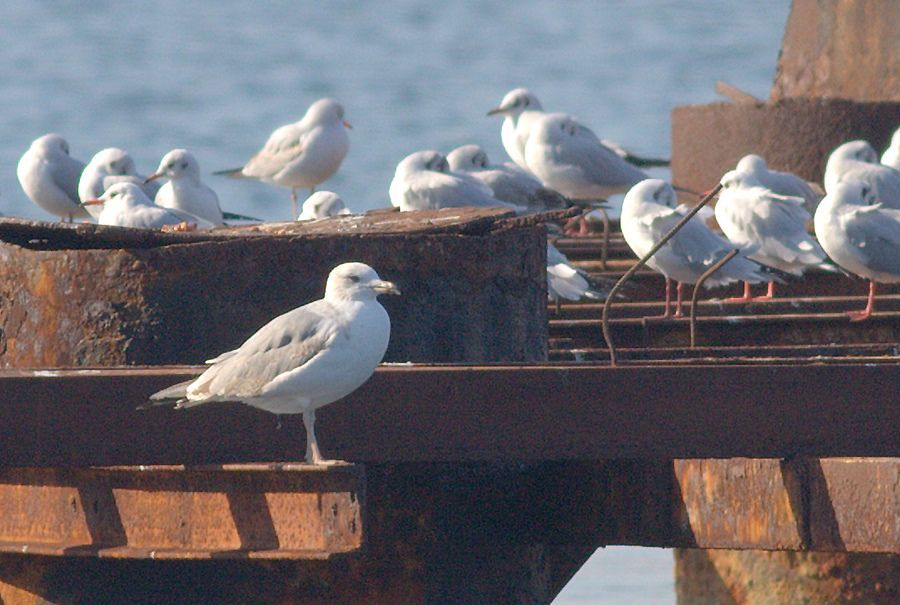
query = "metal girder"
xmin=0 ymin=465 xmax=363 ymax=559
xmin=0 ymin=364 xmax=896 ymax=466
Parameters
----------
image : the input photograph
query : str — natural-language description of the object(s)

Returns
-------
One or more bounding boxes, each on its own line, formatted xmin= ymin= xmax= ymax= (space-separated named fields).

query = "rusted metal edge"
xmin=0 ymin=363 xmax=897 ymax=465
xmin=0 ymin=464 xmax=365 ymax=560
xmin=0 ymin=207 xmax=525 ymax=251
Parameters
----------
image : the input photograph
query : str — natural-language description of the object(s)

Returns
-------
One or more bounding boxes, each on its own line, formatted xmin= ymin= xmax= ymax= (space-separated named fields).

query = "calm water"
xmin=0 ymin=1 xmax=792 ymax=601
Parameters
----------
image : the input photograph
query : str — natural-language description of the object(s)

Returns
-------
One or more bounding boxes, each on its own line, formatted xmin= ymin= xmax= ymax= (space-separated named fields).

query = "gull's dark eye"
xmin=180 ymin=162 xmax=188 ymax=169
xmin=167 ymin=163 xmax=174 ymax=169
xmin=348 ymin=275 xmax=360 ymax=283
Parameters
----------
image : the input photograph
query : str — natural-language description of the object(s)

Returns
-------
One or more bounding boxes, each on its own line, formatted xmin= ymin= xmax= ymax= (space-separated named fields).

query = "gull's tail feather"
xmin=213 ymin=167 xmax=247 ymax=179
xmin=623 ymin=153 xmax=670 ymax=168
xmin=138 ymin=379 xmax=193 ymax=410
xmin=222 ymin=211 xmax=263 ymax=222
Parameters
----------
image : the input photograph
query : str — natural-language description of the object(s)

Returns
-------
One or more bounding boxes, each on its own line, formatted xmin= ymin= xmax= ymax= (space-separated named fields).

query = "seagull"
xmin=524 ymin=112 xmax=648 ymax=202
xmin=546 ymin=242 xmax=605 ymax=305
xmin=881 ymin=126 xmax=900 ymax=170
xmin=78 ymin=147 xmax=161 ymax=218
xmin=621 ymin=179 xmax=775 ymax=318
xmin=733 ymin=154 xmax=821 ymax=215
xmin=17 ymin=133 xmax=91 ymax=222
xmin=297 ymin=191 xmax=352 ymax=220
xmin=215 ymin=98 xmax=351 ymax=219
xmin=814 ymin=179 xmax=900 ymax=321
xmin=446 ymin=144 xmax=569 ymax=212
xmin=823 ymin=140 xmax=900 ymax=209
xmin=82 ymin=182 xmax=216 ymax=230
xmin=388 ymin=150 xmax=522 ymax=212
xmin=147 ymin=262 xmax=400 ymax=465
xmin=486 ymin=88 xmax=669 ymax=171
xmin=486 ymin=88 xmax=547 ymax=169
xmin=146 ymin=149 xmax=224 ymax=226
xmin=715 ymin=170 xmax=829 ymax=300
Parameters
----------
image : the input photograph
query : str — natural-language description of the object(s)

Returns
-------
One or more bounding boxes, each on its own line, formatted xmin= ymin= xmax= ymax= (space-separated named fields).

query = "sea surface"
xmin=0 ymin=1 xmax=793 ymax=601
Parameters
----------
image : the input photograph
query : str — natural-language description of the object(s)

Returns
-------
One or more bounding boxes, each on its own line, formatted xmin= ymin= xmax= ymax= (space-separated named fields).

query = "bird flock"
xmin=10 ymin=90 xmax=900 ymax=463
xmin=13 ymin=91 xmax=900 ymax=319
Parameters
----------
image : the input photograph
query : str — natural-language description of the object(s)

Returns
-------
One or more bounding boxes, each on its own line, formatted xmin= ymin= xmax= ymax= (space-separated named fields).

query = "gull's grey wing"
xmin=727 ymin=189 xmax=821 ymax=264
xmin=843 ymin=164 xmax=900 ymax=208
xmin=243 ymin=122 xmax=308 ymax=179
xmin=557 ymin=124 xmax=648 ymax=188
xmin=183 ymin=300 xmax=339 ymax=401
xmin=845 ymin=205 xmax=900 ymax=276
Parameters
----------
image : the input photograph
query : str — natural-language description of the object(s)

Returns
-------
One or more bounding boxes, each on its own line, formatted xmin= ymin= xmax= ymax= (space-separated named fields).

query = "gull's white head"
xmin=31 ymin=133 xmax=72 ymax=158
xmin=89 ymin=147 xmax=137 ymax=176
xmin=324 ymin=262 xmax=401 ymax=302
xmin=487 ymin=88 xmax=543 ymax=118
xmin=735 ymin=154 xmax=768 ymax=175
xmin=624 ymin=178 xmax=678 ymax=210
xmin=395 ymin=150 xmax=449 ymax=176
xmin=829 ymin=140 xmax=879 ymax=166
xmin=719 ymin=168 xmax=760 ymax=190
xmin=446 ymin=145 xmax=490 ymax=172
xmin=83 ymin=182 xmax=152 ymax=211
xmin=305 ymin=98 xmax=352 ymax=129
xmin=298 ymin=191 xmax=351 ymax=220
xmin=528 ymin=113 xmax=578 ymax=145
xmin=147 ymin=149 xmax=200 ymax=183
xmin=829 ymin=179 xmax=879 ymax=209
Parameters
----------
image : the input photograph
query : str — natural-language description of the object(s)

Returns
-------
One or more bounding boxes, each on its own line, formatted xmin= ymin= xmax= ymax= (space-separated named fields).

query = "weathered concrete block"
xmin=0 ymin=208 xmax=548 ymax=367
xmin=671 ymin=98 xmax=900 ymax=195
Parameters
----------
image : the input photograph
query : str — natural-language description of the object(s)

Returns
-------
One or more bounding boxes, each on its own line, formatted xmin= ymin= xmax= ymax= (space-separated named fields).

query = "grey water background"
xmin=1 ymin=1 xmax=792 ymax=601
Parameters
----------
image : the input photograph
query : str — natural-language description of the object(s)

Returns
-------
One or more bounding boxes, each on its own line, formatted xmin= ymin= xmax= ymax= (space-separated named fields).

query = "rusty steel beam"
xmin=0 ymin=364 xmax=897 ymax=466
xmin=551 ymin=308 xmax=900 ymax=349
xmin=0 ymin=465 xmax=363 ymax=560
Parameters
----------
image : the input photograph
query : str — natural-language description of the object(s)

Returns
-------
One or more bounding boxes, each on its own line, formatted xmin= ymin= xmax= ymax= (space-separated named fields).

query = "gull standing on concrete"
xmin=17 ymin=133 xmax=91 ymax=222
xmin=388 ymin=150 xmax=522 ymax=212
xmin=146 ymin=149 xmax=224 ymax=226
xmin=148 ymin=262 xmax=400 ymax=465
xmin=216 ymin=98 xmax=351 ymax=219
xmin=621 ymin=179 xmax=775 ymax=318
xmin=823 ymin=140 xmax=900 ymax=208
xmin=82 ymin=182 xmax=216 ymax=230
xmin=447 ymin=144 xmax=569 ymax=212
xmin=814 ymin=180 xmax=900 ymax=321
xmin=715 ymin=170 xmax=829 ymax=300
xmin=297 ymin=191 xmax=352 ymax=220
xmin=881 ymin=126 xmax=900 ymax=170
xmin=733 ymin=154 xmax=821 ymax=215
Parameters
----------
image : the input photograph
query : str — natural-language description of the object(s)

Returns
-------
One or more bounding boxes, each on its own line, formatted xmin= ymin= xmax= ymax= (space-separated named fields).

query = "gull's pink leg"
xmin=847 ymin=281 xmax=876 ymax=322
xmin=674 ymin=282 xmax=686 ymax=318
xmin=725 ymin=281 xmax=754 ymax=303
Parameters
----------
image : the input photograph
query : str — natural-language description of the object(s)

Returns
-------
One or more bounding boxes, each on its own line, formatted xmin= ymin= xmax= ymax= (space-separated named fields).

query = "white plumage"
xmin=524 ymin=113 xmax=648 ymax=202
xmin=824 ymin=140 xmax=900 ymax=209
xmin=17 ymin=133 xmax=91 ymax=221
xmin=78 ymin=147 xmax=161 ymax=218
xmin=148 ymin=149 xmax=224 ymax=226
xmin=716 ymin=170 xmax=827 ymax=276
xmin=219 ymin=98 xmax=351 ymax=218
xmin=149 ymin=262 xmax=400 ymax=465
xmin=84 ymin=182 xmax=215 ymax=230
xmin=446 ymin=144 xmax=568 ymax=212
xmin=814 ymin=179 xmax=900 ymax=321
xmin=297 ymin=191 xmax=352 ymax=220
